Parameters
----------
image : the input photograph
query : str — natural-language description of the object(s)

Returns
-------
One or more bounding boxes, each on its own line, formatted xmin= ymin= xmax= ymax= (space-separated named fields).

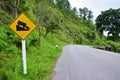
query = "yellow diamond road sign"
xmin=9 ymin=13 xmax=36 ymax=40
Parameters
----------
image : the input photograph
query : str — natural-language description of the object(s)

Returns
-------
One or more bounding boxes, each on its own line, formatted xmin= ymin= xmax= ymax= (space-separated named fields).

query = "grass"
xmin=0 ymin=7 xmax=68 ymax=80
xmin=1 ymin=3 xmax=119 ymax=80
xmin=0 ymin=34 xmax=67 ymax=80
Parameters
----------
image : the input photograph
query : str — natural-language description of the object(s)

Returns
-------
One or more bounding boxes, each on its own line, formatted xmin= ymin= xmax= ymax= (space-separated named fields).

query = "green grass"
xmin=0 ymin=34 xmax=67 ymax=80
xmin=1 ymin=2 xmax=120 ymax=80
xmin=0 ymin=6 xmax=68 ymax=80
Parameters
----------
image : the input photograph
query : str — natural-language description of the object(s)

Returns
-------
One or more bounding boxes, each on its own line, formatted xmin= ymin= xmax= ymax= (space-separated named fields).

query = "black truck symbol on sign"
xmin=16 ymin=21 xmax=30 ymax=31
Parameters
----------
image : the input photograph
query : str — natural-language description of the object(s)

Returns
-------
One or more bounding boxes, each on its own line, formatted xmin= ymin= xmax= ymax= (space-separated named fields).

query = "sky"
xmin=69 ymin=0 xmax=120 ymax=21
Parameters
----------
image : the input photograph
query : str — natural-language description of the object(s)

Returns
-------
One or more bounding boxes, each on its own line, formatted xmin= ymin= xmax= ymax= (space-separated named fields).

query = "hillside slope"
xmin=0 ymin=1 xmax=101 ymax=80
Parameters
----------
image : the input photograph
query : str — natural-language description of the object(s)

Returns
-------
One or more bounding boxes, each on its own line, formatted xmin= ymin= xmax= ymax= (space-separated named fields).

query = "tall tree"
xmin=14 ymin=0 xmax=20 ymax=18
xmin=1 ymin=0 xmax=28 ymax=17
xmin=79 ymin=8 xmax=83 ymax=17
xmin=33 ymin=0 xmax=63 ymax=46
xmin=33 ymin=0 xmax=48 ymax=46
xmin=96 ymin=8 xmax=120 ymax=40
xmin=56 ymin=0 xmax=71 ymax=11
xmin=87 ymin=10 xmax=93 ymax=21
xmin=87 ymin=10 xmax=93 ymax=26
xmin=44 ymin=7 xmax=64 ymax=36
xmin=82 ymin=7 xmax=88 ymax=20
xmin=79 ymin=7 xmax=93 ymax=25
xmin=79 ymin=7 xmax=93 ymax=21
xmin=70 ymin=7 xmax=77 ymax=18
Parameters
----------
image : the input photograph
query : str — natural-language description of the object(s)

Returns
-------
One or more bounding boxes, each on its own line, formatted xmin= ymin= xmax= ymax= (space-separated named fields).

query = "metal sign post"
xmin=22 ymin=40 xmax=27 ymax=74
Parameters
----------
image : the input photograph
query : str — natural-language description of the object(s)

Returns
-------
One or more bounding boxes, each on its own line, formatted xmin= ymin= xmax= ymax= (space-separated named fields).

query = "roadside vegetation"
xmin=95 ymin=8 xmax=120 ymax=52
xmin=0 ymin=0 xmax=120 ymax=80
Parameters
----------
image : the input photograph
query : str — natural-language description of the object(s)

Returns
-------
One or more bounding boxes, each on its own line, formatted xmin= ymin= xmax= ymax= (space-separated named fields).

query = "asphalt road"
xmin=52 ymin=45 xmax=120 ymax=80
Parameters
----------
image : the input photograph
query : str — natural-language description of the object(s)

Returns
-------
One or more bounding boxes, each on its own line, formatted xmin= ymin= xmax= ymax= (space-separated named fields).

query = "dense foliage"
xmin=79 ymin=7 xmax=93 ymax=21
xmin=96 ymin=8 xmax=120 ymax=41
xmin=0 ymin=0 xmax=115 ymax=80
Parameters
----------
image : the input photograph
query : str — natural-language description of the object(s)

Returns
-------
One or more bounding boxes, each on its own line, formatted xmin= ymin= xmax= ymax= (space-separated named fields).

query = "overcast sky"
xmin=69 ymin=0 xmax=120 ymax=21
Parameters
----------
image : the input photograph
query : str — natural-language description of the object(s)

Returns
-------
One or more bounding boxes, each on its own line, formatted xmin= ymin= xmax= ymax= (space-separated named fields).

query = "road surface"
xmin=52 ymin=45 xmax=120 ymax=80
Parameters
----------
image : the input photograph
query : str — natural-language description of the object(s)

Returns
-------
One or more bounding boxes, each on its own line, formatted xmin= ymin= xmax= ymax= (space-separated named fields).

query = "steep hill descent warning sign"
xmin=9 ymin=13 xmax=36 ymax=40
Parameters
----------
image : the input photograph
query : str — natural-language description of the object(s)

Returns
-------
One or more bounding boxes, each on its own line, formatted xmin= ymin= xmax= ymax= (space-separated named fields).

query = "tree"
xmin=79 ymin=7 xmax=88 ymax=20
xmin=32 ymin=0 xmax=48 ymax=46
xmin=87 ymin=10 xmax=93 ymax=21
xmin=79 ymin=7 xmax=93 ymax=21
xmin=32 ymin=0 xmax=63 ymax=46
xmin=0 ymin=0 xmax=14 ymax=13
xmin=70 ymin=7 xmax=77 ymax=18
xmin=56 ymin=0 xmax=71 ymax=11
xmin=44 ymin=7 xmax=64 ymax=36
xmin=79 ymin=8 xmax=83 ymax=17
xmin=96 ymin=8 xmax=120 ymax=40
xmin=82 ymin=7 xmax=88 ymax=20
xmin=87 ymin=10 xmax=93 ymax=26
xmin=1 ymin=0 xmax=29 ymax=17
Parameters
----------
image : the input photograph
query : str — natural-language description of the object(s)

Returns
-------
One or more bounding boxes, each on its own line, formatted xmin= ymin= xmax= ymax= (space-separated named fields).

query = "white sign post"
xmin=22 ymin=40 xmax=27 ymax=74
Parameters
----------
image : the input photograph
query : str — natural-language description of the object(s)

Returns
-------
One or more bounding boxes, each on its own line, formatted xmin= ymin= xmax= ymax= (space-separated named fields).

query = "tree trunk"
xmin=14 ymin=0 xmax=20 ymax=18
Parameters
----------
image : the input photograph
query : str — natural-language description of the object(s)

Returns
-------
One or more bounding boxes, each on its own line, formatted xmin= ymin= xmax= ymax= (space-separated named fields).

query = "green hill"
xmin=0 ymin=0 xmax=102 ymax=80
